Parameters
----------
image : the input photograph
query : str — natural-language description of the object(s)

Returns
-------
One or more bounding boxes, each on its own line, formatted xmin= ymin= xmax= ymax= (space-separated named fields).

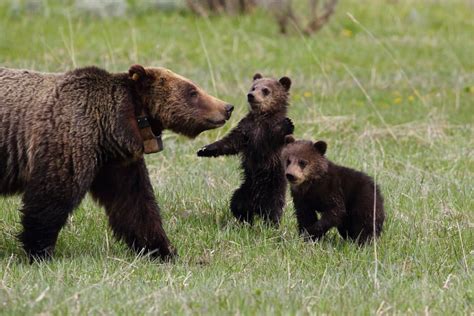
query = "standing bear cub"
xmin=197 ymin=74 xmax=294 ymax=226
xmin=0 ymin=65 xmax=233 ymax=261
xmin=282 ymin=136 xmax=385 ymax=243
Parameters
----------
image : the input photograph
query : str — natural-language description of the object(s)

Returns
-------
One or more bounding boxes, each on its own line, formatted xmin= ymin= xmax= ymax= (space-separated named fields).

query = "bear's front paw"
xmin=149 ymin=244 xmax=178 ymax=262
xmin=161 ymin=245 xmax=178 ymax=262
xmin=197 ymin=145 xmax=218 ymax=157
xmin=302 ymin=224 xmax=326 ymax=242
xmin=281 ymin=118 xmax=295 ymax=135
xmin=301 ymin=231 xmax=324 ymax=242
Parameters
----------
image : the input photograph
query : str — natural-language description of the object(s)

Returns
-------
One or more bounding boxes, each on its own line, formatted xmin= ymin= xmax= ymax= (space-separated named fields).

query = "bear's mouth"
xmin=206 ymin=119 xmax=226 ymax=127
xmin=248 ymin=101 xmax=262 ymax=111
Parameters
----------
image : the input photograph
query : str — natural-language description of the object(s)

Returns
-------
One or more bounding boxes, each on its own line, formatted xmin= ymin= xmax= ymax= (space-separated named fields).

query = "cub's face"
xmin=129 ymin=65 xmax=234 ymax=138
xmin=281 ymin=136 xmax=329 ymax=187
xmin=247 ymin=73 xmax=291 ymax=113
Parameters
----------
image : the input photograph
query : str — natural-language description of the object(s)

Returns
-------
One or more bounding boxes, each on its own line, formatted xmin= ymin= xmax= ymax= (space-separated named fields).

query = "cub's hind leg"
xmin=230 ymin=181 xmax=254 ymax=224
xmin=254 ymin=172 xmax=286 ymax=227
xmin=256 ymin=187 xmax=285 ymax=227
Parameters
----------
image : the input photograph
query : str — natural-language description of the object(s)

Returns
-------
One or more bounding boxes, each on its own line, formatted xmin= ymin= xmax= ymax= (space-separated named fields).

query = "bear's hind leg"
xmin=257 ymin=196 xmax=284 ymax=227
xmin=348 ymin=194 xmax=385 ymax=244
xmin=17 ymin=150 xmax=96 ymax=261
xmin=261 ymin=206 xmax=283 ymax=227
xmin=230 ymin=183 xmax=254 ymax=224
xmin=254 ymin=174 xmax=286 ymax=227
xmin=349 ymin=221 xmax=382 ymax=244
xmin=19 ymin=190 xmax=80 ymax=261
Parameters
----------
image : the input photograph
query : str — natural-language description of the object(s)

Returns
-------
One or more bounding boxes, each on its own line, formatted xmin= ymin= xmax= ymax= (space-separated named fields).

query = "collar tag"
xmin=137 ymin=115 xmax=163 ymax=154
xmin=155 ymin=134 xmax=164 ymax=153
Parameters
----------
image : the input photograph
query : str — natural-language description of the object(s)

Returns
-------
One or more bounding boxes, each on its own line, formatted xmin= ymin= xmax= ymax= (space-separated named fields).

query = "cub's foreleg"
xmin=197 ymin=128 xmax=247 ymax=157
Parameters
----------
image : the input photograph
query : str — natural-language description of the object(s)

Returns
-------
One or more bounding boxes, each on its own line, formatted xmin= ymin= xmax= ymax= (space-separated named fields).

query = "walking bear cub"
xmin=197 ymin=73 xmax=294 ymax=226
xmin=282 ymin=136 xmax=385 ymax=243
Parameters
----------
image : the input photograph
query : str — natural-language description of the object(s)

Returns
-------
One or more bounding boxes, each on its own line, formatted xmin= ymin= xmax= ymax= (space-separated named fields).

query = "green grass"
xmin=0 ymin=0 xmax=473 ymax=314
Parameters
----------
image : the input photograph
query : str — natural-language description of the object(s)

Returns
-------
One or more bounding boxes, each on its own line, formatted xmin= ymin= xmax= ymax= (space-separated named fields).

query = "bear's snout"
xmin=286 ymin=173 xmax=296 ymax=183
xmin=247 ymin=93 xmax=255 ymax=102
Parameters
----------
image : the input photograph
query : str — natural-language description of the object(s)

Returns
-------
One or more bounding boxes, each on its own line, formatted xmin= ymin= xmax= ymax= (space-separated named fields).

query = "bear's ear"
xmin=129 ymin=64 xmax=147 ymax=81
xmin=284 ymin=135 xmax=295 ymax=144
xmin=279 ymin=76 xmax=292 ymax=91
xmin=313 ymin=141 xmax=327 ymax=155
xmin=253 ymin=73 xmax=263 ymax=81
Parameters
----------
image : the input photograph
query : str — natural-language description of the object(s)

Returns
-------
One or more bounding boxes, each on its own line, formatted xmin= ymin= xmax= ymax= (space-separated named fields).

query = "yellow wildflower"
xmin=341 ymin=29 xmax=353 ymax=37
xmin=394 ymin=97 xmax=402 ymax=104
xmin=408 ymin=95 xmax=415 ymax=102
xmin=303 ymin=91 xmax=312 ymax=98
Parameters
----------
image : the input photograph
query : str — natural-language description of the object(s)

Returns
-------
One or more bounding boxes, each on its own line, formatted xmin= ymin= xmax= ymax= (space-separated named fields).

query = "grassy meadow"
xmin=0 ymin=0 xmax=473 ymax=314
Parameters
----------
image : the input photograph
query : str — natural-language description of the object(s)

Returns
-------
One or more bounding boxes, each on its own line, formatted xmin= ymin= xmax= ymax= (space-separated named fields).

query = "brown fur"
xmin=197 ymin=74 xmax=293 ymax=225
xmin=282 ymin=136 xmax=385 ymax=243
xmin=0 ymin=65 xmax=233 ymax=261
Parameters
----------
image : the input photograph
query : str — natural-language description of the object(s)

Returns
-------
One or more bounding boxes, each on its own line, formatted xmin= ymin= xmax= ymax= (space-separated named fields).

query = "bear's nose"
xmin=247 ymin=93 xmax=255 ymax=102
xmin=224 ymin=104 xmax=234 ymax=119
xmin=225 ymin=104 xmax=234 ymax=114
xmin=286 ymin=174 xmax=296 ymax=182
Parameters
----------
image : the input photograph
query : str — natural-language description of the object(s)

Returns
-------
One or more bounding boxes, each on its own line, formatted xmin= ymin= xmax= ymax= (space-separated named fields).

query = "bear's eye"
xmin=262 ymin=88 xmax=270 ymax=96
xmin=189 ymin=90 xmax=199 ymax=98
xmin=298 ymin=160 xmax=308 ymax=169
xmin=286 ymin=159 xmax=290 ymax=166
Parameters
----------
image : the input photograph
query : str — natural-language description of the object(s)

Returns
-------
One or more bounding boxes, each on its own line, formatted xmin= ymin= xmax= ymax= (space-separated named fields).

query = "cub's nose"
xmin=286 ymin=174 xmax=296 ymax=182
xmin=247 ymin=93 xmax=255 ymax=102
xmin=225 ymin=104 xmax=234 ymax=119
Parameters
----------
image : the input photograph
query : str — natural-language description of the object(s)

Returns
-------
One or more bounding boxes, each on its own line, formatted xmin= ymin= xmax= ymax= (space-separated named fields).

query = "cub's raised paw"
xmin=281 ymin=117 xmax=295 ymax=135
xmin=197 ymin=145 xmax=217 ymax=157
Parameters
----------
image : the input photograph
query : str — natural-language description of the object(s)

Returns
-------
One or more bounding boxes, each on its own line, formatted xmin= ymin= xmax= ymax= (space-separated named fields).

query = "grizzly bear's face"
xmin=129 ymin=65 xmax=233 ymax=138
xmin=281 ymin=136 xmax=329 ymax=187
xmin=247 ymin=73 xmax=291 ymax=113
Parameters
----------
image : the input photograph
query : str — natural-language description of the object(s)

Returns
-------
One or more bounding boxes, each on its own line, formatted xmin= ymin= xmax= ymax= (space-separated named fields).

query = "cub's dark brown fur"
xmin=197 ymin=73 xmax=294 ymax=226
xmin=282 ymin=136 xmax=385 ymax=243
xmin=0 ymin=65 xmax=233 ymax=261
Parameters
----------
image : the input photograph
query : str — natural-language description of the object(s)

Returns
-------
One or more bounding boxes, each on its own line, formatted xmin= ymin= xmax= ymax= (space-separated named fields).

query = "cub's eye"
xmin=298 ymin=160 xmax=308 ymax=169
xmin=251 ymin=87 xmax=256 ymax=91
xmin=190 ymin=90 xmax=199 ymax=98
xmin=286 ymin=159 xmax=290 ymax=166
xmin=262 ymin=88 xmax=270 ymax=96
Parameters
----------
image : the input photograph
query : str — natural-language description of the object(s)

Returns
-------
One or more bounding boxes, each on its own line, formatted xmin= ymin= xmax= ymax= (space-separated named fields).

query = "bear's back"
xmin=0 ymin=68 xmax=62 ymax=113
xmin=329 ymin=164 xmax=384 ymax=220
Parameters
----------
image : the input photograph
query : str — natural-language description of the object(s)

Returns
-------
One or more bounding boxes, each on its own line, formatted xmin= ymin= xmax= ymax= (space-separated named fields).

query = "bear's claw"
xmin=282 ymin=117 xmax=295 ymax=135
xmin=197 ymin=146 xmax=218 ymax=157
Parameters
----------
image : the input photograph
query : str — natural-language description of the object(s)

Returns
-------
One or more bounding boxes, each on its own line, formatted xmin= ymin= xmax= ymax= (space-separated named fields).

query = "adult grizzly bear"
xmin=0 ymin=65 xmax=233 ymax=261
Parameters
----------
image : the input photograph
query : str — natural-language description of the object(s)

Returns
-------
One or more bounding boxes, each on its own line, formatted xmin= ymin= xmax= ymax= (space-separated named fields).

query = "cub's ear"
xmin=313 ymin=140 xmax=327 ymax=155
xmin=129 ymin=64 xmax=147 ymax=81
xmin=253 ymin=73 xmax=263 ymax=81
xmin=279 ymin=76 xmax=292 ymax=91
xmin=284 ymin=135 xmax=295 ymax=144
